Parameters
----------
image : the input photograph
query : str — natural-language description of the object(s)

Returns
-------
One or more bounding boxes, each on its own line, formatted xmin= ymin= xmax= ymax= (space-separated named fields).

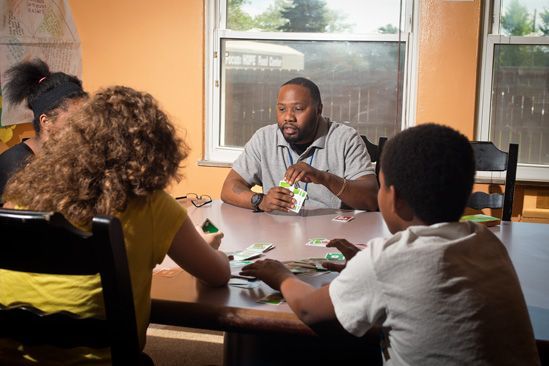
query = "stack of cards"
xmin=279 ymin=180 xmax=307 ymax=213
xmin=283 ymin=258 xmax=329 ymax=273
xmin=283 ymin=260 xmax=318 ymax=274
xmin=230 ymin=260 xmax=256 ymax=281
xmin=230 ymin=242 xmax=274 ymax=261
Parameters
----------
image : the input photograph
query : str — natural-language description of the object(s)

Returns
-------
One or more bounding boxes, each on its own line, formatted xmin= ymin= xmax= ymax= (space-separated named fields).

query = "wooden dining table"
xmin=151 ymin=200 xmax=549 ymax=365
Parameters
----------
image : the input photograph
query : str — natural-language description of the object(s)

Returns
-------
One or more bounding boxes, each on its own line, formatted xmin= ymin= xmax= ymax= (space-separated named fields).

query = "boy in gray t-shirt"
xmin=241 ymin=124 xmax=540 ymax=365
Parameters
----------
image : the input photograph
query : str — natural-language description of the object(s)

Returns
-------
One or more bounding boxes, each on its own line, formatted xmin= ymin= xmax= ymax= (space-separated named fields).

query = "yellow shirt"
xmin=0 ymin=190 xmax=187 ymax=365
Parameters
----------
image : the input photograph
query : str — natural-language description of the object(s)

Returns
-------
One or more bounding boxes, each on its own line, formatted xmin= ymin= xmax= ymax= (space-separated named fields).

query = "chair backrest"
xmin=361 ymin=135 xmax=388 ymax=179
xmin=468 ymin=142 xmax=518 ymax=221
xmin=0 ymin=209 xmax=140 ymax=365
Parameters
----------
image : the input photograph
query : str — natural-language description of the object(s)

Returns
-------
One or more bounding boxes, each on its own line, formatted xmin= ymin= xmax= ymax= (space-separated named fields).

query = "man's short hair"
xmin=380 ymin=123 xmax=475 ymax=224
xmin=282 ymin=77 xmax=322 ymax=107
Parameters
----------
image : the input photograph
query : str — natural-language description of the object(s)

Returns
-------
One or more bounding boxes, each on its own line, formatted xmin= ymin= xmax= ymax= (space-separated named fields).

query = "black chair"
xmin=361 ymin=135 xmax=388 ymax=179
xmin=0 ymin=208 xmax=141 ymax=365
xmin=467 ymin=142 xmax=518 ymax=222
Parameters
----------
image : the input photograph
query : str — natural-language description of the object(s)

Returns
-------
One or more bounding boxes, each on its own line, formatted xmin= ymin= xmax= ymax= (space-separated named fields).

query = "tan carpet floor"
xmin=144 ymin=324 xmax=224 ymax=366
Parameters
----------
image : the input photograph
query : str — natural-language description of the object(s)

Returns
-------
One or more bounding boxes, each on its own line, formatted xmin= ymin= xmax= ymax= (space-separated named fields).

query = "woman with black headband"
xmin=0 ymin=58 xmax=87 ymax=202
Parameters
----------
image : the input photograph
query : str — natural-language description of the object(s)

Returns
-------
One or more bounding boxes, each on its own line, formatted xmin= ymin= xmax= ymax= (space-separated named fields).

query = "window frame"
xmin=203 ymin=0 xmax=419 ymax=165
xmin=477 ymin=0 xmax=549 ymax=182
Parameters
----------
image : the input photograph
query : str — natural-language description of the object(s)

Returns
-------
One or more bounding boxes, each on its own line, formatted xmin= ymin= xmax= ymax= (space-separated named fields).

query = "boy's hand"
xmin=240 ymin=259 xmax=294 ymax=290
xmin=322 ymin=239 xmax=364 ymax=272
xmin=195 ymin=225 xmax=224 ymax=250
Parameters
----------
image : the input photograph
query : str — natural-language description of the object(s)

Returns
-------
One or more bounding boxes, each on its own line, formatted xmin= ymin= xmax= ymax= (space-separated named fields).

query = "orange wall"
xmin=2 ymin=0 xmax=483 ymax=199
xmin=68 ymin=0 xmax=229 ymax=198
xmin=415 ymin=0 xmax=481 ymax=138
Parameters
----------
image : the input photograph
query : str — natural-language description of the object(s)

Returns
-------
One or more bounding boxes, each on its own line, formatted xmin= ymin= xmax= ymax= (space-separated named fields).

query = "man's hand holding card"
xmin=278 ymin=180 xmax=307 ymax=213
xmin=258 ymin=170 xmax=311 ymax=213
xmin=259 ymin=186 xmax=296 ymax=213
xmin=284 ymin=161 xmax=323 ymax=185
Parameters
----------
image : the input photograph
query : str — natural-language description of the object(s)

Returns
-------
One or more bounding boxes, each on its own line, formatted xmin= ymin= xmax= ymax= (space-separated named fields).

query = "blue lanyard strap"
xmin=287 ymin=149 xmax=315 ymax=193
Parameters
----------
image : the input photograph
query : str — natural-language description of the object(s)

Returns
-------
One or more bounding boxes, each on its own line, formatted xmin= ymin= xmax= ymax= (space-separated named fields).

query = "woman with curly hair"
xmin=1 ymin=86 xmax=231 ymax=365
xmin=0 ymin=58 xmax=88 ymax=202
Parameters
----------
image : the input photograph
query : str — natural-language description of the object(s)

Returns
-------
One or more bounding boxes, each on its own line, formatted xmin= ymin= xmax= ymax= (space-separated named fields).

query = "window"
xmin=479 ymin=0 xmax=549 ymax=181
xmin=205 ymin=0 xmax=418 ymax=164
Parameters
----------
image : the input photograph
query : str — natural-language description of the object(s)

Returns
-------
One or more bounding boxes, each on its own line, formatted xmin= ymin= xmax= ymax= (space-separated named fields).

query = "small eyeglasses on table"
xmin=176 ymin=193 xmax=212 ymax=208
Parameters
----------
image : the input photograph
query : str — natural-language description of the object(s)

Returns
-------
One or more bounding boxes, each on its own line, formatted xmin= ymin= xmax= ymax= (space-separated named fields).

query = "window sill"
xmin=197 ymin=160 xmax=232 ymax=168
xmin=475 ymin=177 xmax=549 ymax=186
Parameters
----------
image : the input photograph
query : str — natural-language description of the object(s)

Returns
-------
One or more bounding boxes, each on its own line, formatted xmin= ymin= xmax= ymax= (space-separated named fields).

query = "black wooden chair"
xmin=0 ymin=208 xmax=142 ymax=365
xmin=361 ymin=135 xmax=388 ymax=180
xmin=468 ymin=142 xmax=519 ymax=222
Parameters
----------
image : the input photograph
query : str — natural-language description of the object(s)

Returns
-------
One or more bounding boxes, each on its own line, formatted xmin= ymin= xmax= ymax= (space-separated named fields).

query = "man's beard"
xmin=280 ymin=123 xmax=302 ymax=143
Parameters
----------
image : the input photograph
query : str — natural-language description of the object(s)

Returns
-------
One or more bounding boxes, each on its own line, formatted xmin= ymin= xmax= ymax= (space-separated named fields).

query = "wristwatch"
xmin=251 ymin=193 xmax=265 ymax=212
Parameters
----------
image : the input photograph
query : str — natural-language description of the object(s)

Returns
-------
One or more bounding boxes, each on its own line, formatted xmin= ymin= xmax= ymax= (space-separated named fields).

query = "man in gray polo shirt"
xmin=220 ymin=77 xmax=378 ymax=213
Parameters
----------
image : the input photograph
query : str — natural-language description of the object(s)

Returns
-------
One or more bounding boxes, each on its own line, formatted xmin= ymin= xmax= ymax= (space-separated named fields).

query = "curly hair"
xmin=380 ymin=123 xmax=475 ymax=224
xmin=4 ymin=86 xmax=189 ymax=225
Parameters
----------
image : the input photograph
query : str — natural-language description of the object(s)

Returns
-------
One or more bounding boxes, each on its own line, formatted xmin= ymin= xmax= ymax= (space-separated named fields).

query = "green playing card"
xmin=325 ymin=252 xmax=345 ymax=261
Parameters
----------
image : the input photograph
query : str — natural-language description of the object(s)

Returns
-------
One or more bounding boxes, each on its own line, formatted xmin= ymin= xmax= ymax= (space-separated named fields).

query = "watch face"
xmin=251 ymin=193 xmax=263 ymax=206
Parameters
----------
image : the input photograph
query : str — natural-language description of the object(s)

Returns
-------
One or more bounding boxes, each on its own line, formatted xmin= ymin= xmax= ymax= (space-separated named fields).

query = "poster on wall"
xmin=0 ymin=0 xmax=82 ymax=126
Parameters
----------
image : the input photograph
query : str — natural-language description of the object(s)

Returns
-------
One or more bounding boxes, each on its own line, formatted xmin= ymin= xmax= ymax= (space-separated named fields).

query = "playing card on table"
xmin=305 ymin=238 xmax=330 ymax=247
xmin=325 ymin=252 xmax=345 ymax=261
xmin=332 ymin=215 xmax=355 ymax=222
xmin=230 ymin=260 xmax=253 ymax=268
xmin=257 ymin=292 xmax=285 ymax=305
xmin=248 ymin=242 xmax=274 ymax=252
xmin=231 ymin=243 xmax=274 ymax=261
xmin=230 ymin=249 xmax=261 ymax=261
xmin=279 ymin=180 xmax=307 ymax=213
xmin=230 ymin=260 xmax=257 ymax=280
xmin=229 ymin=277 xmax=260 ymax=288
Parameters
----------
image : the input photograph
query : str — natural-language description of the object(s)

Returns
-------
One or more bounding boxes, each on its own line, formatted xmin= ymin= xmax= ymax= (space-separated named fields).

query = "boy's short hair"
xmin=380 ymin=123 xmax=475 ymax=224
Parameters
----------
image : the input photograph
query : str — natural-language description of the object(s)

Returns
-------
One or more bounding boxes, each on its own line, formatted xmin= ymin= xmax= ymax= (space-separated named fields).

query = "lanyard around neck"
xmin=287 ymin=148 xmax=315 ymax=193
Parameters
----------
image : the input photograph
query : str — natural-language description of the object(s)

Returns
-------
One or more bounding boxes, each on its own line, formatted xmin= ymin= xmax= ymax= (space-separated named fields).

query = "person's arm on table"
xmin=240 ymin=259 xmax=348 ymax=335
xmin=322 ymin=238 xmax=363 ymax=272
xmin=284 ymin=162 xmax=378 ymax=210
xmin=168 ymin=216 xmax=230 ymax=287
xmin=221 ymin=169 xmax=295 ymax=212
xmin=220 ymin=169 xmax=256 ymax=209
xmin=331 ymin=174 xmax=378 ymax=210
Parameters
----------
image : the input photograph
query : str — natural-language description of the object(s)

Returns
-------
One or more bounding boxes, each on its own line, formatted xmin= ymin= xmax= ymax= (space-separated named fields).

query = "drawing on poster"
xmin=0 ymin=0 xmax=82 ymax=126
